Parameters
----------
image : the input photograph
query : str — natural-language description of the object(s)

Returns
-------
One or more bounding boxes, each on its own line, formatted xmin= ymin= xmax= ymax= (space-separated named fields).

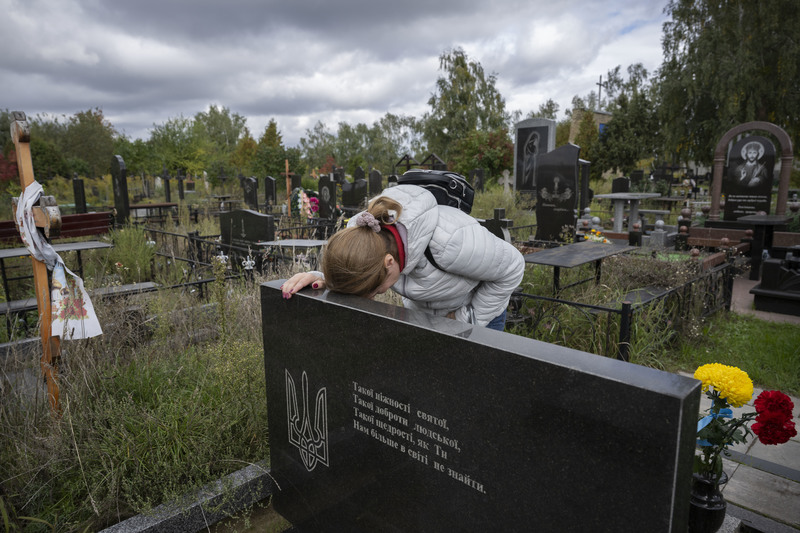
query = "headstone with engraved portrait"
xmin=723 ymin=136 xmax=775 ymax=220
xmin=514 ymin=118 xmax=556 ymax=191
xmin=469 ymin=168 xmax=485 ymax=193
xmin=317 ymin=174 xmax=337 ymax=219
xmin=535 ymin=144 xmax=580 ymax=241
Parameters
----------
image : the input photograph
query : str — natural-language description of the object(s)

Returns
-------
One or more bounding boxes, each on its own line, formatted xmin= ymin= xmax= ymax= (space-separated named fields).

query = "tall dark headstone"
xmin=260 ymin=282 xmax=699 ymax=532
xmin=368 ymin=169 xmax=383 ymax=197
xmin=723 ymin=136 xmax=775 ymax=220
xmin=514 ymin=118 xmax=556 ymax=191
xmin=630 ymin=170 xmax=644 ymax=188
xmin=469 ymin=168 xmax=485 ymax=193
xmin=219 ymin=209 xmax=275 ymax=247
xmin=72 ymin=173 xmax=87 ymax=214
xmin=162 ymin=166 xmax=172 ymax=203
xmin=264 ymin=176 xmax=277 ymax=206
xmin=353 ymin=166 xmax=366 ymax=183
xmin=243 ymin=177 xmax=259 ymax=210
xmin=341 ymin=176 xmax=369 ymax=210
xmin=111 ymin=155 xmax=129 ymax=224
xmin=291 ymin=173 xmax=303 ymax=192
xmin=579 ymin=159 xmax=592 ymax=212
xmin=535 ymin=144 xmax=580 ymax=242
xmin=318 ymin=174 xmax=337 ymax=219
xmin=177 ymin=169 xmax=185 ymax=200
xmin=333 ymin=167 xmax=346 ymax=184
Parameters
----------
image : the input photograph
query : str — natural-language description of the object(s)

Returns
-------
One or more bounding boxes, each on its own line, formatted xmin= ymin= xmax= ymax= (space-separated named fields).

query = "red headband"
xmin=381 ymin=224 xmax=405 ymax=272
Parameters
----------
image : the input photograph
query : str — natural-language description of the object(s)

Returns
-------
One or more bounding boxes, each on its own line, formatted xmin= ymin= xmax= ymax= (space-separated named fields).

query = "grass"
xmin=0 ymin=188 xmax=798 ymax=531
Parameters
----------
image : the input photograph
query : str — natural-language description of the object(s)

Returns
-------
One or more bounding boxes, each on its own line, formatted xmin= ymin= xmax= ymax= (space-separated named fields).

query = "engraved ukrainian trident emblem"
xmin=286 ymin=370 xmax=329 ymax=471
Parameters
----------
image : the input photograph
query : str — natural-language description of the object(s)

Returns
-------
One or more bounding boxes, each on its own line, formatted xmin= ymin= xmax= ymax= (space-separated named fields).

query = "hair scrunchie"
xmin=355 ymin=212 xmax=381 ymax=233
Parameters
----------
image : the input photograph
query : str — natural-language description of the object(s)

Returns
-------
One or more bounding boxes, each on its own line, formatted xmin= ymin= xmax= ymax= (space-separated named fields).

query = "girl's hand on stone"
xmin=281 ymin=273 xmax=325 ymax=299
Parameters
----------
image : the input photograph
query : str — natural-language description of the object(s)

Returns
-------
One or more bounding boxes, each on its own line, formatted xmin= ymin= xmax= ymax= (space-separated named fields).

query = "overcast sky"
xmin=2 ymin=0 xmax=668 ymax=147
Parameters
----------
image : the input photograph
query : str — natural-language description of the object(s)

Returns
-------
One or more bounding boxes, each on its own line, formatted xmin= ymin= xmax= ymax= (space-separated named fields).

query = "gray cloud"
xmin=1 ymin=0 xmax=668 ymax=145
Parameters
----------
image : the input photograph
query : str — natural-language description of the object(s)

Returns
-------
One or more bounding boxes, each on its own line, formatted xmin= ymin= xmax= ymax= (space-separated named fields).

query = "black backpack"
xmin=397 ymin=169 xmax=474 ymax=215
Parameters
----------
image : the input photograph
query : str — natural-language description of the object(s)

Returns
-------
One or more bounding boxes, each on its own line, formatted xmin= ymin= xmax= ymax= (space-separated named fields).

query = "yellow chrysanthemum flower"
xmin=694 ymin=363 xmax=754 ymax=407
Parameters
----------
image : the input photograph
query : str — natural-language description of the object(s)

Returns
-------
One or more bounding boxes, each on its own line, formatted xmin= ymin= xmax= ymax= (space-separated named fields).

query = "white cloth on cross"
xmin=16 ymin=182 xmax=102 ymax=339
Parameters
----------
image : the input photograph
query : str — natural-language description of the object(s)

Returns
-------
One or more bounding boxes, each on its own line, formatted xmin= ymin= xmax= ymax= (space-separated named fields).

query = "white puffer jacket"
xmin=347 ymin=185 xmax=525 ymax=326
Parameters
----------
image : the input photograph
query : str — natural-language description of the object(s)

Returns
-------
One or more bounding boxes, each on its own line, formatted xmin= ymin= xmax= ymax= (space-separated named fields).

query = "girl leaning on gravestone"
xmin=280 ymin=185 xmax=525 ymax=331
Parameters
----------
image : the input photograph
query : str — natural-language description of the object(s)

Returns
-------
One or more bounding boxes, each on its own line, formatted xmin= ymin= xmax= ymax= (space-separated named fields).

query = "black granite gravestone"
xmin=514 ymin=118 xmax=556 ymax=191
xmin=750 ymin=246 xmax=800 ymax=316
xmin=261 ymin=282 xmax=698 ymax=532
xmin=479 ymin=208 xmax=511 ymax=241
xmin=162 ymin=166 xmax=172 ymax=203
xmin=723 ymin=136 xmax=775 ymax=221
xmin=177 ymin=169 xmax=185 ymax=200
xmin=612 ymin=177 xmax=630 ymax=193
xmin=368 ymin=169 xmax=383 ymax=197
xmin=469 ymin=168 xmax=485 ymax=193
xmin=243 ymin=177 xmax=259 ymax=210
xmin=318 ymin=174 xmax=337 ymax=219
xmin=111 ymin=155 xmax=129 ymax=224
xmin=291 ymin=173 xmax=303 ymax=192
xmin=341 ymin=176 xmax=368 ymax=210
xmin=264 ymin=176 xmax=277 ymax=206
xmin=72 ymin=174 xmax=87 ymax=214
xmin=219 ymin=209 xmax=275 ymax=248
xmin=535 ymin=144 xmax=579 ymax=242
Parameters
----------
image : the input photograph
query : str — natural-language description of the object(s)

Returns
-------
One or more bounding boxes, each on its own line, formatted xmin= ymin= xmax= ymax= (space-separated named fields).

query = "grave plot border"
xmin=509 ymin=262 xmax=734 ymax=360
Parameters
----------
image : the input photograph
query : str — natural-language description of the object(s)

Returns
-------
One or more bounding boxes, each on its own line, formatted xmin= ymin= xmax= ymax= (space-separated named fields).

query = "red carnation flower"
xmin=754 ymin=390 xmax=794 ymax=418
xmin=753 ymin=419 xmax=797 ymax=445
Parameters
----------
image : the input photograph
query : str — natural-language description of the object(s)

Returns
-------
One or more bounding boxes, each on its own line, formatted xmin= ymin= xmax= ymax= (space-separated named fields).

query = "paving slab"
xmin=748 ymin=439 xmax=800 ymax=473
xmin=721 ymin=461 xmax=800 ymax=528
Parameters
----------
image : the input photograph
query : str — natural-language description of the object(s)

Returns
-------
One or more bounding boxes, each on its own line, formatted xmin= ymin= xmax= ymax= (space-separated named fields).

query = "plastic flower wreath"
xmin=584 ymin=228 xmax=610 ymax=243
xmin=694 ymin=363 xmax=797 ymax=485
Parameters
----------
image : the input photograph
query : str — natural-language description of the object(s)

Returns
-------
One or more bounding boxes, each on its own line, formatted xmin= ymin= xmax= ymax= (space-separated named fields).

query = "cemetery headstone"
xmin=111 ymin=155 xmax=129 ymax=224
xmin=177 ymin=169 xmax=185 ymax=200
xmin=479 ymin=208 xmax=512 ymax=241
xmin=317 ymin=174 xmax=337 ymax=219
xmin=219 ymin=209 xmax=275 ymax=248
xmin=630 ymin=170 xmax=644 ymax=188
xmin=535 ymin=144 xmax=580 ymax=242
xmin=341 ymin=175 xmax=369 ymax=211
xmin=611 ymin=177 xmax=630 ymax=194
xmin=579 ymin=158 xmax=593 ymax=211
xmin=162 ymin=166 xmax=172 ymax=203
xmin=333 ymin=167 xmax=346 ymax=184
xmin=368 ymin=169 xmax=383 ymax=197
xmin=353 ymin=166 xmax=365 ymax=183
xmin=514 ymin=118 xmax=556 ymax=191
xmin=291 ymin=173 xmax=303 ymax=192
xmin=722 ymin=136 xmax=775 ymax=221
xmin=72 ymin=173 xmax=87 ymax=214
xmin=264 ymin=176 xmax=277 ymax=206
xmin=261 ymin=282 xmax=699 ymax=532
xmin=469 ymin=168 xmax=485 ymax=193
xmin=243 ymin=177 xmax=259 ymax=210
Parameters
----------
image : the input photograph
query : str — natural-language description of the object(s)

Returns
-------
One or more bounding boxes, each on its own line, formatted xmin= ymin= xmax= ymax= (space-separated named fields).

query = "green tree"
xmin=193 ymin=105 xmax=247 ymax=177
xmin=573 ymin=109 xmax=602 ymax=181
xmin=300 ymin=121 xmax=337 ymax=172
xmin=231 ymin=127 xmax=258 ymax=175
xmin=422 ymin=48 xmax=508 ymax=163
xmin=594 ymin=64 xmax=658 ymax=175
xmin=149 ymin=115 xmax=206 ymax=177
xmin=659 ymin=0 xmax=800 ymax=163
xmin=450 ymin=127 xmax=513 ymax=181
xmin=253 ymin=120 xmax=287 ymax=178
xmin=63 ymin=108 xmax=117 ymax=178
xmin=527 ymin=99 xmax=560 ymax=120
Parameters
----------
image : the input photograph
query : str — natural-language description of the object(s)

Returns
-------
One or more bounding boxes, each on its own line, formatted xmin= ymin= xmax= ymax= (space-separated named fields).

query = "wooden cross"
xmin=10 ymin=111 xmax=62 ymax=413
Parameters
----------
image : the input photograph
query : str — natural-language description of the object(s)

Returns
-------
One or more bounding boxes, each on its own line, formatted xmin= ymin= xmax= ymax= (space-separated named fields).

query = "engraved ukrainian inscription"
xmin=351 ymin=380 xmax=485 ymax=494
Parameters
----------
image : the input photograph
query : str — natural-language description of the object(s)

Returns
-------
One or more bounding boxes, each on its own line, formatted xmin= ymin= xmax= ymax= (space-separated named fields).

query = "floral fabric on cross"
xmin=16 ymin=181 xmax=102 ymax=339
